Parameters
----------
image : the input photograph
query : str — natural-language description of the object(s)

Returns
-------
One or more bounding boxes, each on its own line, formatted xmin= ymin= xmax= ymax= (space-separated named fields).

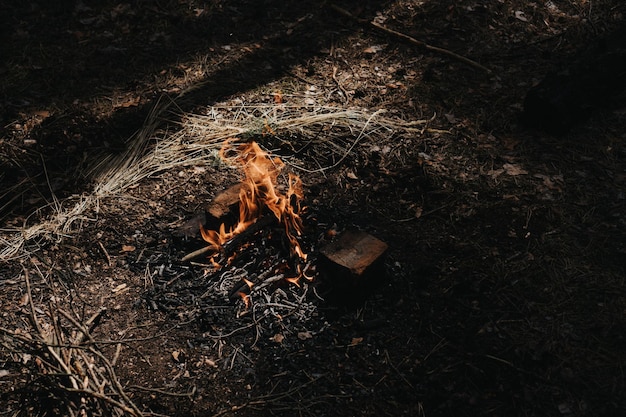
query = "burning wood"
xmin=205 ymin=183 xmax=241 ymax=230
xmin=182 ymin=141 xmax=390 ymax=313
xmin=184 ymin=140 xmax=306 ymax=276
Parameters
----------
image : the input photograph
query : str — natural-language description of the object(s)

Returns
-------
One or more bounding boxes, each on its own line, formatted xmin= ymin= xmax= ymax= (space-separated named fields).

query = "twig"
xmin=23 ymin=269 xmax=80 ymax=391
xmin=182 ymin=214 xmax=276 ymax=262
xmin=23 ymin=268 xmax=42 ymax=336
xmin=332 ymin=66 xmax=350 ymax=104
xmin=384 ymin=349 xmax=414 ymax=389
xmin=65 ymin=388 xmax=140 ymax=415
xmin=330 ymin=4 xmax=492 ymax=74
xmin=58 ymin=309 xmax=144 ymax=417
xmin=127 ymin=385 xmax=196 ymax=398
xmin=73 ymin=307 xmax=107 ymax=345
xmin=212 ymin=375 xmax=325 ymax=416
xmin=112 ymin=343 xmax=122 ymax=366
xmin=98 ymin=241 xmax=112 ymax=266
xmin=181 ymin=245 xmax=214 ymax=262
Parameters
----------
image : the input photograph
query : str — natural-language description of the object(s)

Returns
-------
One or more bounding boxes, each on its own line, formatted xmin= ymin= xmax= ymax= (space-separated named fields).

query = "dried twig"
xmin=181 ymin=245 xmax=214 ymax=262
xmin=98 ymin=241 xmax=112 ymax=266
xmin=127 ymin=385 xmax=197 ymax=397
xmin=330 ymin=4 xmax=492 ymax=74
xmin=332 ymin=66 xmax=350 ymax=104
xmin=14 ymin=268 xmax=145 ymax=417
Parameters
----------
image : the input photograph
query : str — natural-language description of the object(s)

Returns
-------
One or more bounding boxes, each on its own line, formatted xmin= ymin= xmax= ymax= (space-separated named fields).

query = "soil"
xmin=1 ymin=1 xmax=625 ymax=416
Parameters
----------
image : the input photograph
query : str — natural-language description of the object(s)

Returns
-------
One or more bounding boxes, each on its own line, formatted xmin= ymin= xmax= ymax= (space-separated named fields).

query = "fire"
xmin=237 ymin=292 xmax=251 ymax=309
xmin=200 ymin=140 xmax=307 ymax=266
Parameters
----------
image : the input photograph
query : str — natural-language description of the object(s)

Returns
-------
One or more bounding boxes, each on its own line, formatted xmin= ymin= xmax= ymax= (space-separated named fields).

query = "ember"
xmin=199 ymin=140 xmax=307 ymax=275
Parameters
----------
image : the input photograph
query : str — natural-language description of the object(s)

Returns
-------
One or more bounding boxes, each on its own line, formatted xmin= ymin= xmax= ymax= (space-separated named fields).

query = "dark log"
xmin=175 ymin=184 xmax=241 ymax=239
xmin=181 ymin=214 xmax=277 ymax=263
xmin=221 ymin=214 xmax=276 ymax=258
xmin=318 ymin=230 xmax=388 ymax=306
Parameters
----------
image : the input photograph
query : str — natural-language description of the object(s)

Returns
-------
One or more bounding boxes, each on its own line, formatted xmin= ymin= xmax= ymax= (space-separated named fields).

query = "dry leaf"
xmin=514 ymin=11 xmax=528 ymax=22
xmin=363 ymin=44 xmax=385 ymax=54
xmin=172 ymin=350 xmax=183 ymax=362
xmin=33 ymin=110 xmax=50 ymax=118
xmin=19 ymin=293 xmax=29 ymax=307
xmin=271 ymin=333 xmax=284 ymax=343
xmin=297 ymin=331 xmax=313 ymax=340
xmin=346 ymin=171 xmax=358 ymax=180
xmin=349 ymin=337 xmax=363 ymax=347
xmin=503 ymin=163 xmax=528 ymax=176
xmin=112 ymin=283 xmax=127 ymax=293
xmin=121 ymin=244 xmax=136 ymax=252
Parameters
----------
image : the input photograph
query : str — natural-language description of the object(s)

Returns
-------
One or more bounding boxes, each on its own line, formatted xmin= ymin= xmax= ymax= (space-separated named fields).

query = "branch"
xmin=330 ymin=4 xmax=492 ymax=74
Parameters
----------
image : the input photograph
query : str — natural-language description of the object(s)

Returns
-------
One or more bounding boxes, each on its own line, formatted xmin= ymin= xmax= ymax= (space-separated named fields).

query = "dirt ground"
xmin=1 ymin=1 xmax=625 ymax=416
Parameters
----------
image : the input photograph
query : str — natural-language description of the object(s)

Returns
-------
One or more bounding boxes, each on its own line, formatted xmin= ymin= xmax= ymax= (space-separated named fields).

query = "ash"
xmin=142 ymin=234 xmax=325 ymax=346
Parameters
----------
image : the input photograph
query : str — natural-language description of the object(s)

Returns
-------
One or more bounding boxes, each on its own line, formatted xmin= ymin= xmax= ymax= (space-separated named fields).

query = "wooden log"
xmin=205 ymin=183 xmax=241 ymax=231
xmin=176 ymin=212 xmax=205 ymax=239
xmin=221 ymin=214 xmax=276 ymax=257
xmin=175 ymin=184 xmax=240 ymax=239
xmin=318 ymin=230 xmax=388 ymax=305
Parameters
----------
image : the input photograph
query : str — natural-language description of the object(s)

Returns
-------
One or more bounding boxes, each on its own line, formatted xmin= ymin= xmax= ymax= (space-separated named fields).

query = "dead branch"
xmin=16 ymin=268 xmax=145 ymax=416
xmin=330 ymin=4 xmax=492 ymax=74
xmin=58 ymin=309 xmax=144 ymax=416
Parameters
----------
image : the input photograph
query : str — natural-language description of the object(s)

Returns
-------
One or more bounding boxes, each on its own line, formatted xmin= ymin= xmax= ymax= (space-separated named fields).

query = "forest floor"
xmin=1 ymin=1 xmax=625 ymax=416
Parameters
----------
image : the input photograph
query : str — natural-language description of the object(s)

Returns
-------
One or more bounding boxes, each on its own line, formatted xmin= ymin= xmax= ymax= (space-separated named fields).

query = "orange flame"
xmin=238 ymin=292 xmax=251 ymax=309
xmin=243 ymin=277 xmax=254 ymax=289
xmin=200 ymin=140 xmax=306 ymax=264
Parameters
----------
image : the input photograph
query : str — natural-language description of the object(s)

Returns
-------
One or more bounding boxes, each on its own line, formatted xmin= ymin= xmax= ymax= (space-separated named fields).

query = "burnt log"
xmin=182 ymin=214 xmax=277 ymax=262
xmin=176 ymin=184 xmax=241 ymax=239
xmin=205 ymin=184 xmax=241 ymax=231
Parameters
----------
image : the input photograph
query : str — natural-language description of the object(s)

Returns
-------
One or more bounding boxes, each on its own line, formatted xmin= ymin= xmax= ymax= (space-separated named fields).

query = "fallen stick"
xmin=330 ymin=4 xmax=492 ymax=74
xmin=181 ymin=245 xmax=214 ymax=262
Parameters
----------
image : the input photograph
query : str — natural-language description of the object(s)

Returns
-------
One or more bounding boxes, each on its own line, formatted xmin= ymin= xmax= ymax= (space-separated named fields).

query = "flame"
xmin=238 ymin=292 xmax=251 ymax=309
xmin=285 ymin=276 xmax=301 ymax=287
xmin=201 ymin=140 xmax=306 ymax=264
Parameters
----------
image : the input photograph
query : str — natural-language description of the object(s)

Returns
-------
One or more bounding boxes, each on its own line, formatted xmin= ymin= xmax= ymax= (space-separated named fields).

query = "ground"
xmin=1 ymin=1 xmax=625 ymax=416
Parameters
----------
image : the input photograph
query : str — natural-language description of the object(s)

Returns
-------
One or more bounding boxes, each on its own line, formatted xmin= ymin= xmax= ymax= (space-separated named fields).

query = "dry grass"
xmin=0 ymin=94 xmax=430 ymax=262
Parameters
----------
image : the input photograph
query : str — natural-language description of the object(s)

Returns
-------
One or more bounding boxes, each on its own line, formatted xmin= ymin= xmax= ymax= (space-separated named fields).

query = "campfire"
xmin=182 ymin=140 xmax=314 ymax=312
xmin=200 ymin=140 xmax=307 ymax=268
xmin=182 ymin=139 xmax=388 ymax=317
